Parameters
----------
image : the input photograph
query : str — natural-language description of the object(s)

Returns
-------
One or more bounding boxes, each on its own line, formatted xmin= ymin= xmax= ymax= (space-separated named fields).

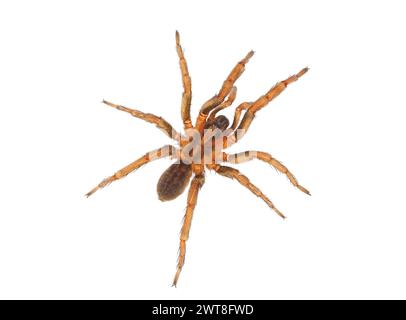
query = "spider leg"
xmin=223 ymin=151 xmax=310 ymax=195
xmin=175 ymin=31 xmax=193 ymax=130
xmin=207 ymin=87 xmax=237 ymax=122
xmin=85 ymin=145 xmax=179 ymax=197
xmin=195 ymin=51 xmax=254 ymax=132
xmin=210 ymin=164 xmax=285 ymax=219
xmin=102 ymin=100 xmax=182 ymax=141
xmin=230 ymin=101 xmax=252 ymax=130
xmin=173 ymin=174 xmax=205 ymax=287
xmin=217 ymin=51 xmax=254 ymax=102
xmin=224 ymin=67 xmax=308 ymax=148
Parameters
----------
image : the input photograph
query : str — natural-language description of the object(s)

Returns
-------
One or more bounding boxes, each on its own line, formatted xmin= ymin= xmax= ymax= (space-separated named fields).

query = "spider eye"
xmin=214 ymin=115 xmax=229 ymax=131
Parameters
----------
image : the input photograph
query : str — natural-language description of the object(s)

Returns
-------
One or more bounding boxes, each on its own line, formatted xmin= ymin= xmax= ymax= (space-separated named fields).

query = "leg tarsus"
xmin=172 ymin=240 xmax=186 ymax=287
xmin=102 ymin=100 xmax=182 ymax=141
xmin=224 ymin=151 xmax=311 ymax=196
xmin=212 ymin=165 xmax=285 ymax=219
xmin=217 ymin=50 xmax=254 ymax=101
xmin=85 ymin=145 xmax=178 ymax=197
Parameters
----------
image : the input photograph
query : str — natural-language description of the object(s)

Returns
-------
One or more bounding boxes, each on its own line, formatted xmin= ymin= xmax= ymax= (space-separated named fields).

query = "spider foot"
xmin=297 ymin=185 xmax=311 ymax=196
xmin=172 ymin=269 xmax=181 ymax=288
xmin=85 ymin=187 xmax=98 ymax=198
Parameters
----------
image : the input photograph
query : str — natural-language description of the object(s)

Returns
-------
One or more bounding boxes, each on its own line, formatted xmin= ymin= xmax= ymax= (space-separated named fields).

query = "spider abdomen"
xmin=157 ymin=162 xmax=192 ymax=201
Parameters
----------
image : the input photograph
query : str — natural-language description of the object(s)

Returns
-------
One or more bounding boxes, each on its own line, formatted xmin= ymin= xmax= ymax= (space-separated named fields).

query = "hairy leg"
xmin=102 ymin=100 xmax=182 ymax=141
xmin=207 ymin=86 xmax=237 ymax=122
xmin=223 ymin=151 xmax=310 ymax=195
xmin=230 ymin=101 xmax=252 ymax=130
xmin=85 ymin=145 xmax=179 ymax=197
xmin=224 ymin=67 xmax=308 ymax=148
xmin=211 ymin=164 xmax=285 ymax=219
xmin=175 ymin=31 xmax=193 ymax=130
xmin=173 ymin=174 xmax=205 ymax=287
xmin=195 ymin=51 xmax=254 ymax=132
xmin=217 ymin=51 xmax=254 ymax=102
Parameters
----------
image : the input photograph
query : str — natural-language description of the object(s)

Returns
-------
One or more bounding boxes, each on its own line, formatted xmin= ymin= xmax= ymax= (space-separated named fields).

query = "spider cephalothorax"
xmin=86 ymin=31 xmax=310 ymax=286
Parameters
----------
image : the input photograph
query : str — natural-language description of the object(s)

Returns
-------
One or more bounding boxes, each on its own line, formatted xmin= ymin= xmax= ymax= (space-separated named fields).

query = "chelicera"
xmin=86 ymin=31 xmax=310 ymax=286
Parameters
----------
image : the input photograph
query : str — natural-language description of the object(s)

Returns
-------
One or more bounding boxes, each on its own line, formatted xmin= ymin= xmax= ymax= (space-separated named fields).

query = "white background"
xmin=1 ymin=0 xmax=405 ymax=299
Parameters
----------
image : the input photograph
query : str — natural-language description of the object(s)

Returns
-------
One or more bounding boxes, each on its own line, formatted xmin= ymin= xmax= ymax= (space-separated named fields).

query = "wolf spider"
xmin=86 ymin=31 xmax=310 ymax=286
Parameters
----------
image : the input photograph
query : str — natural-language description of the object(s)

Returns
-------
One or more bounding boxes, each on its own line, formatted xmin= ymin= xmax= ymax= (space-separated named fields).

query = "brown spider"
xmin=86 ymin=31 xmax=310 ymax=287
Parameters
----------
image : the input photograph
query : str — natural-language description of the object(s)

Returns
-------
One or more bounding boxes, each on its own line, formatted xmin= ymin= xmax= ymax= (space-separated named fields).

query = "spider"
xmin=86 ymin=31 xmax=310 ymax=287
